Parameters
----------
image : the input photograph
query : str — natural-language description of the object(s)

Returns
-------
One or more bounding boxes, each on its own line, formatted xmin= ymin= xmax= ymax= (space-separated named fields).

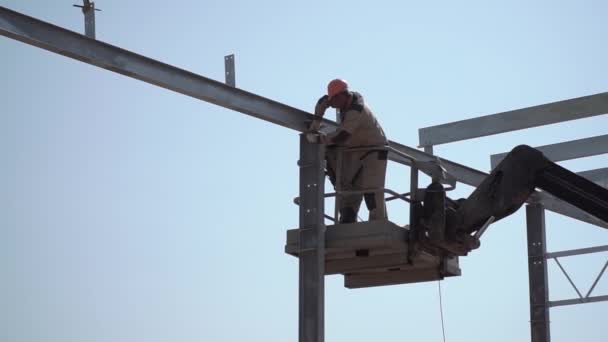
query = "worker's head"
xmin=327 ymin=79 xmax=351 ymax=110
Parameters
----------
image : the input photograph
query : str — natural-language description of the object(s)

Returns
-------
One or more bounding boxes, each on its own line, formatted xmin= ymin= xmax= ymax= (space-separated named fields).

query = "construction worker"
xmin=308 ymin=79 xmax=388 ymax=223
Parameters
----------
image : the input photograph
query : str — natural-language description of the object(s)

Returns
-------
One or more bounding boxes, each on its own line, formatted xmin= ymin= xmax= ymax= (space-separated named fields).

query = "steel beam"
xmin=0 ymin=6 xmax=321 ymax=132
xmin=298 ymin=135 xmax=325 ymax=342
xmin=418 ymin=93 xmax=608 ymax=147
xmin=526 ymin=204 xmax=551 ymax=342
xmin=549 ymin=295 xmax=608 ymax=308
xmin=577 ymin=168 xmax=608 ymax=188
xmin=546 ymin=245 xmax=608 ymax=258
xmin=532 ymin=192 xmax=608 ymax=229
xmin=491 ymin=135 xmax=608 ymax=168
xmin=1 ymin=6 xmax=606 ymax=229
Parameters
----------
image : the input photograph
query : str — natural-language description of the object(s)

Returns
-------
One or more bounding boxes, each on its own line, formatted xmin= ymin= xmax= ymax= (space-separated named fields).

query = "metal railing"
xmin=294 ymin=144 xmax=455 ymax=223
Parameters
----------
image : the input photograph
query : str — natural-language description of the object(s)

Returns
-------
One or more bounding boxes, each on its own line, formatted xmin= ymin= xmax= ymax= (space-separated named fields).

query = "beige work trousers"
xmin=326 ymin=148 xmax=388 ymax=223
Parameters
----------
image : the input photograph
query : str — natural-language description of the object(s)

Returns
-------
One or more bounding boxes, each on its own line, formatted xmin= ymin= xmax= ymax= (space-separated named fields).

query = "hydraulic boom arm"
xmin=416 ymin=145 xmax=608 ymax=256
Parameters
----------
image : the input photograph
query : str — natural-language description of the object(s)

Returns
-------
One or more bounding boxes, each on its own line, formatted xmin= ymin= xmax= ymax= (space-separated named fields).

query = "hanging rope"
xmin=438 ymin=281 xmax=446 ymax=342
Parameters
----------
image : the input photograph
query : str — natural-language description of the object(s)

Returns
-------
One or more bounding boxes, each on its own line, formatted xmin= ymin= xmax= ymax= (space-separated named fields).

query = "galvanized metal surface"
xmin=297 ymin=135 xmax=325 ymax=342
xmin=491 ymin=134 xmax=608 ymax=168
xmin=554 ymin=258 xmax=584 ymax=299
xmin=0 ymin=6 xmax=483 ymax=182
xmin=73 ymin=0 xmax=97 ymax=39
xmin=526 ymin=205 xmax=551 ymax=342
xmin=0 ymin=6 xmax=606 ymax=229
xmin=529 ymin=191 xmax=608 ymax=229
xmin=584 ymin=260 xmax=608 ymax=299
xmin=419 ymin=92 xmax=608 ymax=147
xmin=545 ymin=245 xmax=608 ymax=258
xmin=224 ymin=54 xmax=235 ymax=87
xmin=549 ymin=295 xmax=608 ymax=308
xmin=576 ymin=168 xmax=608 ymax=188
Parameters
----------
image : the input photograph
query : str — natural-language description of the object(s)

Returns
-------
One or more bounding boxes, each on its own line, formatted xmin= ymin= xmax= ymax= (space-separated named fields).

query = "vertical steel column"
xmin=526 ymin=204 xmax=550 ymax=342
xmin=298 ymin=134 xmax=326 ymax=342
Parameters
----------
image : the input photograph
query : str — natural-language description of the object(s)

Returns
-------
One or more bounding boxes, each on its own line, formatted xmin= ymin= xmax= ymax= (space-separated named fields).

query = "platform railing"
xmin=294 ymin=145 xmax=454 ymax=223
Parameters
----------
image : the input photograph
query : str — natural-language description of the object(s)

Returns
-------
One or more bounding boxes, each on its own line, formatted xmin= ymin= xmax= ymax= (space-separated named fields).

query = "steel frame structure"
xmin=419 ymin=104 xmax=608 ymax=342
xmin=2 ymin=6 xmax=607 ymax=342
xmin=1 ymin=6 xmax=605 ymax=228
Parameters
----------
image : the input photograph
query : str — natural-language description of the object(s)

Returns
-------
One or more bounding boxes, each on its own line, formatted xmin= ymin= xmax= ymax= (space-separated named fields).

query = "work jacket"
xmin=327 ymin=92 xmax=388 ymax=148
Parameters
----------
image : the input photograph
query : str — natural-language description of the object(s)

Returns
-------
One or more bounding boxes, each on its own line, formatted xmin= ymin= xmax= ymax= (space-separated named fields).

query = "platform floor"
xmin=285 ymin=220 xmax=461 ymax=288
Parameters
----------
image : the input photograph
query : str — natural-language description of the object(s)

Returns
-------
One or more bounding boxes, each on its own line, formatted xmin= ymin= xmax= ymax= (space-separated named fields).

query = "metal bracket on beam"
xmin=224 ymin=54 xmax=235 ymax=87
xmin=73 ymin=0 xmax=101 ymax=39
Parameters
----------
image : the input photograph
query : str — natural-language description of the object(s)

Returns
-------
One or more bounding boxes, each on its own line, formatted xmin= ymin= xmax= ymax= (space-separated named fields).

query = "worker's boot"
xmin=365 ymin=192 xmax=387 ymax=221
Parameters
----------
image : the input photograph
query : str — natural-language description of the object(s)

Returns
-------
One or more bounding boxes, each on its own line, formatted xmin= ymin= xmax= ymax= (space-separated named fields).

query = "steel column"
xmin=298 ymin=134 xmax=325 ymax=342
xmin=526 ymin=204 xmax=550 ymax=342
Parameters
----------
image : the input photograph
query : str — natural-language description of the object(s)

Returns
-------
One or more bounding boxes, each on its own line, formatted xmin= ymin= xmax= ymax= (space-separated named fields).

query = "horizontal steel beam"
xmin=0 ymin=6 xmax=320 ymax=132
xmin=491 ymin=135 xmax=608 ymax=168
xmin=549 ymin=295 xmax=608 ymax=308
xmin=546 ymin=245 xmax=608 ymax=259
xmin=532 ymin=192 xmax=608 ymax=229
xmin=419 ymin=93 xmax=608 ymax=147
xmin=1 ymin=6 xmax=606 ymax=229
xmin=579 ymin=168 xmax=608 ymax=188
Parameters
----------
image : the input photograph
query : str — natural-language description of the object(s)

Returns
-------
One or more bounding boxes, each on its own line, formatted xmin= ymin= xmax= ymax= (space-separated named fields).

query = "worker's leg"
xmin=359 ymin=151 xmax=388 ymax=221
xmin=337 ymin=151 xmax=363 ymax=223
xmin=324 ymin=148 xmax=338 ymax=187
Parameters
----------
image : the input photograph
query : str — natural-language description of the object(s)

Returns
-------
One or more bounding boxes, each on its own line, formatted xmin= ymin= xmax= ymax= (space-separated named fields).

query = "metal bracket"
xmin=224 ymin=54 xmax=235 ymax=87
xmin=73 ymin=1 xmax=101 ymax=39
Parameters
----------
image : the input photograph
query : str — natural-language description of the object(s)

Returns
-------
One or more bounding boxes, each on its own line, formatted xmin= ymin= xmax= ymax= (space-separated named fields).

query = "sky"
xmin=2 ymin=1 xmax=608 ymax=341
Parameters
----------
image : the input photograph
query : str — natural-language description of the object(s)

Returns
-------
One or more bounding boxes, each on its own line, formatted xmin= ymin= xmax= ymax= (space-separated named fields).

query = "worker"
xmin=308 ymin=79 xmax=389 ymax=223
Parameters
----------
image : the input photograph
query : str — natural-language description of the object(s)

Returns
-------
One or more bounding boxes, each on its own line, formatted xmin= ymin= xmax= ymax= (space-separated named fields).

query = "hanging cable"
xmin=438 ymin=281 xmax=446 ymax=342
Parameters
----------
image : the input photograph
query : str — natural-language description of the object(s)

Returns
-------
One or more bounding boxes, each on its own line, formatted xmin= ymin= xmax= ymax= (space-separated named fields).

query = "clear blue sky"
xmin=2 ymin=1 xmax=608 ymax=341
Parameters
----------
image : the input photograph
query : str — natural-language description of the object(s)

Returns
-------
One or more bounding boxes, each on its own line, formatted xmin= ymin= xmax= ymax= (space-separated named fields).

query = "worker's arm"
xmin=308 ymin=95 xmax=330 ymax=131
xmin=320 ymin=109 xmax=361 ymax=145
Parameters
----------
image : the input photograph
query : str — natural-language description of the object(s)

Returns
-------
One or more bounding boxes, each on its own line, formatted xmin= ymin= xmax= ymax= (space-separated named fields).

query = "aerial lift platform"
xmin=284 ymin=141 xmax=608 ymax=289
xmin=286 ymin=220 xmax=461 ymax=288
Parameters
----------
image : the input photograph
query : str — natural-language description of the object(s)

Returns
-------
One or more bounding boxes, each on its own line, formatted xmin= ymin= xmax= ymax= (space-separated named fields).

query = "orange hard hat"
xmin=327 ymin=79 xmax=349 ymax=100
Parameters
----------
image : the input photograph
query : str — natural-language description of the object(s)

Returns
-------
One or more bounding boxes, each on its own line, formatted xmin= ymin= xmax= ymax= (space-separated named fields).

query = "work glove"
xmin=305 ymin=132 xmax=328 ymax=144
xmin=314 ymin=95 xmax=329 ymax=116
xmin=308 ymin=117 xmax=322 ymax=131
